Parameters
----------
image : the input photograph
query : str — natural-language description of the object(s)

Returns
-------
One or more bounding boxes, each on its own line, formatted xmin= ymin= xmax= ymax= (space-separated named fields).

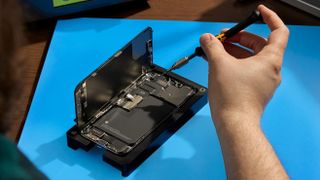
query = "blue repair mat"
xmin=18 ymin=18 xmax=320 ymax=180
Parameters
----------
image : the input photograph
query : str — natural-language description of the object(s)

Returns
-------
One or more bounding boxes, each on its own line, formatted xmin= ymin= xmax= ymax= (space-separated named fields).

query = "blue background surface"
xmin=18 ymin=18 xmax=320 ymax=179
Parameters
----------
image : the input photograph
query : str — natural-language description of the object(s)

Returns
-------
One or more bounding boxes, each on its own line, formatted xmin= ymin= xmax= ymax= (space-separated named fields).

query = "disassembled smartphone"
xmin=66 ymin=27 xmax=208 ymax=176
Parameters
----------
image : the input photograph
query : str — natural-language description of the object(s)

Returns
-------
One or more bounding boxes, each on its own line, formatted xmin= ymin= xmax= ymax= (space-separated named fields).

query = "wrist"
xmin=212 ymin=108 xmax=262 ymax=131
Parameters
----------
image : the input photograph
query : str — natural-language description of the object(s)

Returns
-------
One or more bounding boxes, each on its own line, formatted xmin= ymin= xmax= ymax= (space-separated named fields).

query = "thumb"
xmin=200 ymin=33 xmax=230 ymax=64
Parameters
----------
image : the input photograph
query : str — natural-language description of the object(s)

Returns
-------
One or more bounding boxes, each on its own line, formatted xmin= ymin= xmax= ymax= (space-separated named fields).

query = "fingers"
xmin=224 ymin=30 xmax=267 ymax=53
xmin=258 ymin=5 xmax=289 ymax=52
xmin=223 ymin=42 xmax=253 ymax=59
xmin=200 ymin=33 xmax=231 ymax=64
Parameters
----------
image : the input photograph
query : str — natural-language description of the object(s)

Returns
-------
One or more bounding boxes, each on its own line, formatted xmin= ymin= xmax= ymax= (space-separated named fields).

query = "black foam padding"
xmin=93 ymin=96 xmax=175 ymax=145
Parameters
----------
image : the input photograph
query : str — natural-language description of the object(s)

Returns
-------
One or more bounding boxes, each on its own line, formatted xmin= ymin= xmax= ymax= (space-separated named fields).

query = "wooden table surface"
xmin=9 ymin=0 xmax=319 ymax=141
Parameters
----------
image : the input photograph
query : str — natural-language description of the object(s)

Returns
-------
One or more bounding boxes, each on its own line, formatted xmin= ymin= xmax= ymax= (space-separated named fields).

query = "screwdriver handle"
xmin=195 ymin=47 xmax=204 ymax=56
xmin=195 ymin=9 xmax=262 ymax=57
xmin=223 ymin=9 xmax=262 ymax=39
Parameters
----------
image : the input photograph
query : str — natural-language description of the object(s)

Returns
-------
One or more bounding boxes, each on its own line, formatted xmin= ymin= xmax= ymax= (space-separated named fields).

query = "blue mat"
xmin=18 ymin=18 xmax=320 ymax=180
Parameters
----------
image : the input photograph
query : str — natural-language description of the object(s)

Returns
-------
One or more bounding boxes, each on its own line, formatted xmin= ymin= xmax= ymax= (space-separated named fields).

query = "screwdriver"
xmin=163 ymin=9 xmax=263 ymax=75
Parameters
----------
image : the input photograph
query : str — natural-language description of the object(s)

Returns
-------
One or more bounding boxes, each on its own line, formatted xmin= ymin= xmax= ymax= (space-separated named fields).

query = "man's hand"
xmin=200 ymin=5 xmax=289 ymax=179
xmin=201 ymin=5 xmax=289 ymax=124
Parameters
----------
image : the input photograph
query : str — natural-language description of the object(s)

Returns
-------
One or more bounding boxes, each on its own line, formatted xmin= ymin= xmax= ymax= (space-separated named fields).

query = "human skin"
xmin=200 ymin=5 xmax=289 ymax=180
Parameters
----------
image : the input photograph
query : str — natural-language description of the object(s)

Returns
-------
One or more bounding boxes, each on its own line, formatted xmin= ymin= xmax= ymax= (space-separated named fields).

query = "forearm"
xmin=200 ymin=4 xmax=290 ymax=179
xmin=213 ymin=111 xmax=288 ymax=180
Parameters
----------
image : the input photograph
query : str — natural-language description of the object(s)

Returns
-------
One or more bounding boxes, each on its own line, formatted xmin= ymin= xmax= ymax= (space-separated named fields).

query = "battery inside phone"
xmin=80 ymin=72 xmax=195 ymax=153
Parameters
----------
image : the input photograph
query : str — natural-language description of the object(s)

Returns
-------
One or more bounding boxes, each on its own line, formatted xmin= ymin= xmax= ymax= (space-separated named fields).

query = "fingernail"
xmin=202 ymin=33 xmax=213 ymax=44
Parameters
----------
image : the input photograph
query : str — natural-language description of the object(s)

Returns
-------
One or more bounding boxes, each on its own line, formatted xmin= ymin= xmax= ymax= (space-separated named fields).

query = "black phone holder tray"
xmin=66 ymin=27 xmax=208 ymax=177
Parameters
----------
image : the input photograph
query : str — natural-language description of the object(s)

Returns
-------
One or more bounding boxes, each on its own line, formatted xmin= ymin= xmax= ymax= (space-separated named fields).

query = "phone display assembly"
xmin=66 ymin=27 xmax=208 ymax=176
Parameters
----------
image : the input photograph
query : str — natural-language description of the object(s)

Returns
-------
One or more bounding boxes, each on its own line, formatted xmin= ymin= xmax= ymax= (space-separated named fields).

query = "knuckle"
xmin=276 ymin=75 xmax=282 ymax=85
xmin=264 ymin=11 xmax=273 ymax=22
xmin=270 ymin=71 xmax=282 ymax=85
xmin=265 ymin=10 xmax=279 ymax=24
xmin=268 ymin=54 xmax=283 ymax=73
xmin=260 ymin=59 xmax=282 ymax=82
xmin=281 ymin=26 xmax=290 ymax=36
xmin=279 ymin=27 xmax=290 ymax=48
xmin=274 ymin=63 xmax=282 ymax=74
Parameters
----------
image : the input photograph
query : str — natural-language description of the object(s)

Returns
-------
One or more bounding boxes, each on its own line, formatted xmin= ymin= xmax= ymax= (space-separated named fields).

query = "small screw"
xmin=199 ymin=88 xmax=206 ymax=92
